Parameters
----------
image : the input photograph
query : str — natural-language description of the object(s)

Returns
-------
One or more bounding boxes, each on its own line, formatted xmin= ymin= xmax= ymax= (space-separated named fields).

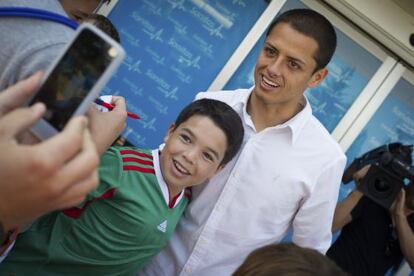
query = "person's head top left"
xmin=59 ymin=0 xmax=110 ymax=22
xmin=160 ymin=99 xmax=244 ymax=196
xmin=82 ymin=14 xmax=121 ymax=43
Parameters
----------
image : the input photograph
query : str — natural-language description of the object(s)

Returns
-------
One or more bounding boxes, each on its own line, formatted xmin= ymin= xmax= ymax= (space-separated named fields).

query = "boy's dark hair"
xmin=266 ymin=9 xmax=337 ymax=72
xmin=233 ymin=243 xmax=348 ymax=276
xmin=173 ymin=99 xmax=244 ymax=166
xmin=85 ymin=14 xmax=120 ymax=43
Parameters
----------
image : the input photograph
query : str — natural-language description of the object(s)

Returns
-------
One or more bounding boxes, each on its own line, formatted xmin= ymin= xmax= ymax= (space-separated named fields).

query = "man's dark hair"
xmin=266 ymin=9 xmax=337 ymax=71
xmin=233 ymin=243 xmax=348 ymax=276
xmin=173 ymin=99 xmax=244 ymax=166
xmin=85 ymin=14 xmax=120 ymax=43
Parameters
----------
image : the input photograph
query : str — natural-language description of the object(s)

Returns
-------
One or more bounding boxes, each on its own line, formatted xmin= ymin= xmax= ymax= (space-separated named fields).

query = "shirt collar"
xmin=239 ymin=87 xmax=256 ymax=131
xmin=152 ymin=149 xmax=184 ymax=208
xmin=241 ymin=88 xmax=311 ymax=145
xmin=278 ymin=96 xmax=312 ymax=145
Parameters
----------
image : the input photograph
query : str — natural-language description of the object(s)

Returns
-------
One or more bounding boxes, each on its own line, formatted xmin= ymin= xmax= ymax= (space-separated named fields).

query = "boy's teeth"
xmin=174 ymin=161 xmax=189 ymax=174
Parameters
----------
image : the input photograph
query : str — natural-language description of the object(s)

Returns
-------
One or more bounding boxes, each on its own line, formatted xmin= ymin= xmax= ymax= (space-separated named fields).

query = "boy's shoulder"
xmin=100 ymin=146 xmax=155 ymax=180
xmin=107 ymin=146 xmax=156 ymax=175
xmin=110 ymin=146 xmax=153 ymax=157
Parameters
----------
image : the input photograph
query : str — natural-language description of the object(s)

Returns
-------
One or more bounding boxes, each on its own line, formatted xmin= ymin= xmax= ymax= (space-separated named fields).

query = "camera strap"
xmin=0 ymin=7 xmax=78 ymax=29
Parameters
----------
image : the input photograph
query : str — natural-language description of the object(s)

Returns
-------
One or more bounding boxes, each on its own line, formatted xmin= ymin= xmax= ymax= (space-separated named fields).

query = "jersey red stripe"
xmin=120 ymin=149 xmax=153 ymax=160
xmin=168 ymin=192 xmax=182 ymax=209
xmin=184 ymin=187 xmax=192 ymax=199
xmin=122 ymin=157 xmax=154 ymax=166
xmin=123 ymin=165 xmax=155 ymax=174
xmin=63 ymin=188 xmax=116 ymax=219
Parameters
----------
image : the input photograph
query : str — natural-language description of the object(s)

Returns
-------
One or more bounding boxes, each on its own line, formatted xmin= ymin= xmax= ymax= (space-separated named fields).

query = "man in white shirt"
xmin=141 ymin=8 xmax=347 ymax=275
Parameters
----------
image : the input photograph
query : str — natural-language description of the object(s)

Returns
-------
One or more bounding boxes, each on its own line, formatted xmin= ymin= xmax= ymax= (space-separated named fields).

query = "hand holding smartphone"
xmin=29 ymin=23 xmax=125 ymax=140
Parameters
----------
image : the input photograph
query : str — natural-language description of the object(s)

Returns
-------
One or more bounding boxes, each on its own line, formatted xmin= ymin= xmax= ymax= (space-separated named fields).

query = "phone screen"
xmin=30 ymin=28 xmax=116 ymax=131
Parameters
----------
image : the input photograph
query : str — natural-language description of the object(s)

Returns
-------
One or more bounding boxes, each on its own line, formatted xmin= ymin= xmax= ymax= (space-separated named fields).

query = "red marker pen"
xmin=94 ymin=98 xmax=140 ymax=120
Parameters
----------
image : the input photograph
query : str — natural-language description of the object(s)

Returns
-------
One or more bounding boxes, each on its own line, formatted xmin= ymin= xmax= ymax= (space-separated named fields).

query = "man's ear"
xmin=308 ymin=68 xmax=328 ymax=88
xmin=164 ymin=123 xmax=176 ymax=143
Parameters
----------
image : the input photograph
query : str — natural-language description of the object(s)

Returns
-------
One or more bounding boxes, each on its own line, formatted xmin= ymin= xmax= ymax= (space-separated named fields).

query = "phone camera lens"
xmin=108 ymin=47 xmax=118 ymax=58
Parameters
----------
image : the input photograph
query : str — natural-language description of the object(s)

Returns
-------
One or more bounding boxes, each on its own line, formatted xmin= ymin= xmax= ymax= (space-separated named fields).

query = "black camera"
xmin=342 ymin=143 xmax=414 ymax=209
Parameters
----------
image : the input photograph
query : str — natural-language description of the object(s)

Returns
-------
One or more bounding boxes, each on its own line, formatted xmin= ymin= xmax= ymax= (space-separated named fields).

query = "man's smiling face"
xmin=253 ymin=22 xmax=326 ymax=109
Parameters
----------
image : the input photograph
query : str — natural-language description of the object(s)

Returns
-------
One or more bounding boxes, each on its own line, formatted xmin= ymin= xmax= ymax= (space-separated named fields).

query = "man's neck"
xmin=247 ymin=94 xmax=304 ymax=132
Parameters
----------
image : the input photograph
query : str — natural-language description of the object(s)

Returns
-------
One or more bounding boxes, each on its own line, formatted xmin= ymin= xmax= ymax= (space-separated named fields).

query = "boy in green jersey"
xmin=1 ymin=98 xmax=244 ymax=275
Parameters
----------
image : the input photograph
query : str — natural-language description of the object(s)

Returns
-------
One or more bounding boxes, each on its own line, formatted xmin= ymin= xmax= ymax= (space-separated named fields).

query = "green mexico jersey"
xmin=1 ymin=147 xmax=189 ymax=275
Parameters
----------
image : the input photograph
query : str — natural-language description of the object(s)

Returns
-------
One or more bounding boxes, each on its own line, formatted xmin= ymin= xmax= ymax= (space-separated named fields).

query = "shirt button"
xmin=185 ymin=267 xmax=192 ymax=273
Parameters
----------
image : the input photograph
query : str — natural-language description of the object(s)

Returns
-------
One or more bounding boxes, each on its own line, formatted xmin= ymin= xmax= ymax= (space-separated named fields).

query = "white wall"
xmin=324 ymin=0 xmax=414 ymax=67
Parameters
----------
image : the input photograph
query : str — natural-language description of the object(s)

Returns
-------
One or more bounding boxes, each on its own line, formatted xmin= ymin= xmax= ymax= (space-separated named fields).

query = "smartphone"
xmin=29 ymin=23 xmax=125 ymax=140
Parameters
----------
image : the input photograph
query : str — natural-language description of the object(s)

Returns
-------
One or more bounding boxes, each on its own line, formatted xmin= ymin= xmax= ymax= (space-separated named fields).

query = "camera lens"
xmin=374 ymin=178 xmax=391 ymax=193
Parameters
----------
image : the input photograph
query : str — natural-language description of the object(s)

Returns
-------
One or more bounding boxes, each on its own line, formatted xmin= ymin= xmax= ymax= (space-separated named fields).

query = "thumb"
xmin=400 ymin=189 xmax=406 ymax=204
xmin=0 ymin=103 xmax=46 ymax=141
xmin=111 ymin=96 xmax=126 ymax=111
xmin=37 ymin=116 xmax=88 ymax=166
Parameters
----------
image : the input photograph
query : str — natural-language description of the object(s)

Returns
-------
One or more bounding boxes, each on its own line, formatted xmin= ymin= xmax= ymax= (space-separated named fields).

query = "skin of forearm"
xmin=332 ymin=190 xmax=363 ymax=233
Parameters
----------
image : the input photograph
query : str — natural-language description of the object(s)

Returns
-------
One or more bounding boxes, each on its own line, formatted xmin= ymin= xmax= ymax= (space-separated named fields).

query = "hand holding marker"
xmin=94 ymin=95 xmax=140 ymax=120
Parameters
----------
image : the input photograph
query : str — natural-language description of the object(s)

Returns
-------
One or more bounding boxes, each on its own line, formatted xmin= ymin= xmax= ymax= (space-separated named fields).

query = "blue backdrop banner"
xmin=104 ymin=0 xmax=267 ymax=147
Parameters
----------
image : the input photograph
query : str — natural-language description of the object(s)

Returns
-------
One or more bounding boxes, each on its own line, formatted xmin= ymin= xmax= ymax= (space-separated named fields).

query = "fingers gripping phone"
xmin=29 ymin=23 xmax=125 ymax=140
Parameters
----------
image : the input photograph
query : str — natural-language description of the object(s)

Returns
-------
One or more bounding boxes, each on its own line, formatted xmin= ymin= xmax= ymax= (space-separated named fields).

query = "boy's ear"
xmin=164 ymin=123 xmax=176 ymax=143
xmin=216 ymin=164 xmax=225 ymax=173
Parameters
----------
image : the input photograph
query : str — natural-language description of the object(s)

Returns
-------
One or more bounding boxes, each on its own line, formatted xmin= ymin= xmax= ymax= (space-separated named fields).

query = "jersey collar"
xmin=152 ymin=149 xmax=185 ymax=208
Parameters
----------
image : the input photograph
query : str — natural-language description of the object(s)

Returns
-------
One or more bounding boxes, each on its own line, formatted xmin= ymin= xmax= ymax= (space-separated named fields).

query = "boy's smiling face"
xmin=160 ymin=115 xmax=227 ymax=196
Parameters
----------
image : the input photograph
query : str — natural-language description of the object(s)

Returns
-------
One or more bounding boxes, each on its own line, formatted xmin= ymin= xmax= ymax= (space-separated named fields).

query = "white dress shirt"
xmin=140 ymin=88 xmax=347 ymax=276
